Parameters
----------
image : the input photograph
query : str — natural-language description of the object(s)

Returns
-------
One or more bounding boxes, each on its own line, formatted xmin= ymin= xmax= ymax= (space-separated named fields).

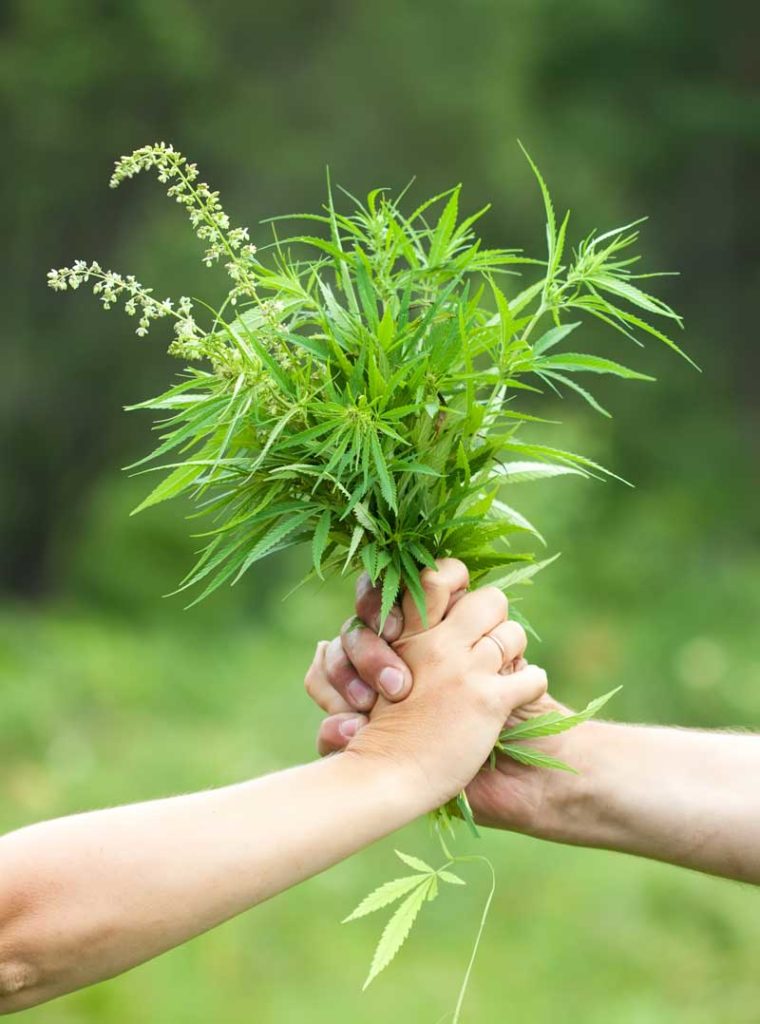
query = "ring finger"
xmin=473 ymin=620 xmax=528 ymax=673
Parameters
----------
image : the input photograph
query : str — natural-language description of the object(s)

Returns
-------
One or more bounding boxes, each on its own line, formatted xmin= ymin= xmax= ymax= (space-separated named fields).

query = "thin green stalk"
xmin=450 ymin=855 xmax=497 ymax=1024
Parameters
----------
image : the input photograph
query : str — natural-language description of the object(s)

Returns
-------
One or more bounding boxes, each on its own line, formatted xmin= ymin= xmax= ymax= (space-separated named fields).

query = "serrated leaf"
xmin=438 ymin=870 xmax=466 ymax=886
xmin=363 ymin=879 xmax=432 ymax=989
xmin=456 ymin=789 xmax=480 ymax=838
xmin=311 ymin=510 xmax=331 ymax=579
xmin=342 ymin=874 xmax=428 ymax=923
xmin=489 ymin=554 xmax=559 ymax=591
xmin=399 ymin=550 xmax=428 ymax=629
xmin=491 ymin=499 xmax=546 ymax=545
xmin=131 ymin=459 xmax=205 ymax=515
xmin=379 ymin=560 xmax=400 ymax=632
xmin=370 ymin=433 xmax=397 ymax=511
xmin=530 ymin=321 xmax=580 ymax=357
xmin=519 ymin=142 xmax=556 ymax=257
xmin=539 ymin=369 xmax=611 ymax=418
xmin=536 ymin=352 xmax=655 ymax=381
xmin=493 ymin=461 xmax=585 ymax=484
xmin=232 ymin=508 xmax=313 ymax=582
xmin=395 ymin=849 xmax=435 ymax=873
xmin=499 ymin=686 xmax=622 ymax=742
xmin=498 ymin=743 xmax=577 ymax=773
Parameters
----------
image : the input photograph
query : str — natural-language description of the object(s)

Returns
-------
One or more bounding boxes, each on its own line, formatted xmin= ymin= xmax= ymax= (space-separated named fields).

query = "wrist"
xmin=336 ymin=746 xmax=433 ymax=826
xmin=528 ymin=719 xmax=615 ymax=845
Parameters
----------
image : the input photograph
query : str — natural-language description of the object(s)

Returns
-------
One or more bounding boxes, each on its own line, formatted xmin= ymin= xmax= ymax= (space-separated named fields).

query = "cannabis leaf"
xmin=342 ymin=874 xmax=430 ymax=923
xmin=344 ymin=850 xmax=470 ymax=989
xmin=363 ymin=880 xmax=432 ymax=989
xmin=495 ymin=688 xmax=623 ymax=773
xmin=498 ymin=687 xmax=622 ymax=743
xmin=497 ymin=744 xmax=578 ymax=773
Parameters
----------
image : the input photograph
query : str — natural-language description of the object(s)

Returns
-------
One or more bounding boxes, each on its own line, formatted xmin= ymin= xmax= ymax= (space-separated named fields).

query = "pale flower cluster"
xmin=47 ymin=144 xmax=279 ymax=368
xmin=109 ymin=143 xmax=257 ymax=286
xmin=47 ymin=261 xmax=204 ymax=353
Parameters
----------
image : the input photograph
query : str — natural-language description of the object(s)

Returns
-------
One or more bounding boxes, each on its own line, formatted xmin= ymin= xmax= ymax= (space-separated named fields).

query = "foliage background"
xmin=1 ymin=1 xmax=758 ymax=1021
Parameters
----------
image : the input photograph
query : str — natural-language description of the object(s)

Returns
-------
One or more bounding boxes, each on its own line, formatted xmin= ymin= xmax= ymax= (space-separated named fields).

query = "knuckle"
xmin=481 ymin=586 xmax=508 ymax=614
xmin=420 ymin=568 xmax=445 ymax=593
xmin=325 ymin=637 xmax=349 ymax=682
xmin=528 ymin=666 xmax=549 ymax=696
xmin=510 ymin=621 xmax=528 ymax=652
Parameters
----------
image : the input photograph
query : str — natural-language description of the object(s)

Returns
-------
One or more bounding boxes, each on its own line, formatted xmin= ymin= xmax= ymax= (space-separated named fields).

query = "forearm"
xmin=535 ymin=722 xmax=760 ymax=883
xmin=0 ymin=753 xmax=421 ymax=1011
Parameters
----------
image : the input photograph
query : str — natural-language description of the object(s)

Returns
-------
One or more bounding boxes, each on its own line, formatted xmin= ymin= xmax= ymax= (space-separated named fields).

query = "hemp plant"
xmin=49 ymin=142 xmax=689 ymax=1015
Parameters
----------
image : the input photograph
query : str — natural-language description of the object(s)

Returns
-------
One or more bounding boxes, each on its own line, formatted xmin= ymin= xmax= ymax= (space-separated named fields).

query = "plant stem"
xmin=450 ymin=854 xmax=496 ymax=1024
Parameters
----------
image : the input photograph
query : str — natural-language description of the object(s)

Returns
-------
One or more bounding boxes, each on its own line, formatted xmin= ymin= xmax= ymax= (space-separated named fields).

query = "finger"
xmin=472 ymin=620 xmax=528 ymax=673
xmin=502 ymin=655 xmax=528 ymax=676
xmin=497 ymin=663 xmax=549 ymax=712
xmin=317 ymin=713 xmax=368 ymax=757
xmin=341 ymin=619 xmax=412 ymax=701
xmin=444 ymin=586 xmax=508 ymax=643
xmin=401 ymin=558 xmax=470 ymax=636
xmin=355 ymin=573 xmax=404 ymax=641
xmin=445 ymin=588 xmax=468 ymax=614
xmin=304 ymin=641 xmax=353 ymax=714
xmin=324 ymin=635 xmax=378 ymax=711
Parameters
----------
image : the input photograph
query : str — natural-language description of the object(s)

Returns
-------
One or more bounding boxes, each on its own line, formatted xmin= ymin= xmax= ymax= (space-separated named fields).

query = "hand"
xmin=304 ymin=558 xmax=470 ymax=723
xmin=306 ymin=562 xmax=584 ymax=835
xmin=464 ymin=690 xmax=581 ymax=834
xmin=345 ymin=585 xmax=548 ymax=811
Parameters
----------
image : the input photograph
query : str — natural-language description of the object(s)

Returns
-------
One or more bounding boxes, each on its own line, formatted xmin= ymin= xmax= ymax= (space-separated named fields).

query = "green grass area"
xmin=1 ymin=582 xmax=758 ymax=1023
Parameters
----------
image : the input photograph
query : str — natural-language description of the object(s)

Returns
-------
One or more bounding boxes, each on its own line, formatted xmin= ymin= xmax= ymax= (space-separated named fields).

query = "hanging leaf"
xmin=363 ymin=879 xmax=433 ymax=989
xmin=343 ymin=874 xmax=430 ymax=923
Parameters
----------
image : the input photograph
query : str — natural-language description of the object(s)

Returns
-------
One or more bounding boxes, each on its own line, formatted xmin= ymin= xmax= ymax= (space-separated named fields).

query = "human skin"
xmin=0 ymin=581 xmax=547 ymax=1013
xmin=310 ymin=567 xmax=760 ymax=887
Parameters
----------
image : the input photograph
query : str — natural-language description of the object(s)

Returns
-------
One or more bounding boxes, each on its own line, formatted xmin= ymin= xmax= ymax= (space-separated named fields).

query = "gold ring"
xmin=483 ymin=632 xmax=507 ymax=661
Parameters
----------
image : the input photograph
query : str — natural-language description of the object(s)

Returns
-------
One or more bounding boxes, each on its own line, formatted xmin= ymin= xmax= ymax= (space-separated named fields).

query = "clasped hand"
xmin=305 ymin=558 xmax=575 ymax=828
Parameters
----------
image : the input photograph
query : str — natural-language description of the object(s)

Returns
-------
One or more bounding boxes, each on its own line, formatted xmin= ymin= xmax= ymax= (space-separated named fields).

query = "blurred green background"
xmin=1 ymin=1 xmax=758 ymax=1021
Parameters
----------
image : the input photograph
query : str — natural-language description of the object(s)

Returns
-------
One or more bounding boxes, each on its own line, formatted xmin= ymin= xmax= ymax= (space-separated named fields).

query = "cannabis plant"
xmin=49 ymin=142 xmax=688 ymax=1014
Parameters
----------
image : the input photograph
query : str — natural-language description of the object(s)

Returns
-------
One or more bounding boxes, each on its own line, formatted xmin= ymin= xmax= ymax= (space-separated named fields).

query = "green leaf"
xmin=438 ymin=870 xmax=466 ymax=886
xmin=494 ymin=461 xmax=585 ymax=484
xmin=429 ymin=187 xmax=460 ymax=265
xmin=535 ymin=352 xmax=655 ymax=381
xmin=531 ymin=321 xmax=580 ymax=356
xmin=311 ymin=510 xmax=331 ymax=579
xmin=343 ymin=524 xmax=365 ymax=573
xmin=539 ymin=370 xmax=612 ymax=418
xmin=489 ymin=554 xmax=559 ymax=591
xmin=456 ymin=789 xmax=480 ymax=838
xmin=498 ymin=744 xmax=578 ymax=773
xmin=490 ymin=499 xmax=546 ymax=545
xmin=370 ymin=433 xmax=397 ymax=511
xmin=518 ymin=141 xmax=556 ymax=259
xmin=399 ymin=550 xmax=428 ymax=628
xmin=232 ymin=509 xmax=313 ymax=582
xmin=499 ymin=686 xmax=622 ymax=742
xmin=363 ymin=878 xmax=433 ymax=989
xmin=394 ymin=850 xmax=435 ymax=873
xmin=131 ymin=459 xmax=206 ymax=515
xmin=380 ymin=560 xmax=401 ymax=632
xmin=343 ymin=874 xmax=429 ymax=923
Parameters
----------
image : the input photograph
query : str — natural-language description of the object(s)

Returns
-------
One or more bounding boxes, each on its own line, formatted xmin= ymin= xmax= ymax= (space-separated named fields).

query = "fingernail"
xmin=382 ymin=608 xmax=403 ymax=641
xmin=347 ymin=678 xmax=374 ymax=708
xmin=379 ymin=666 xmax=405 ymax=697
xmin=339 ymin=717 xmax=362 ymax=739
